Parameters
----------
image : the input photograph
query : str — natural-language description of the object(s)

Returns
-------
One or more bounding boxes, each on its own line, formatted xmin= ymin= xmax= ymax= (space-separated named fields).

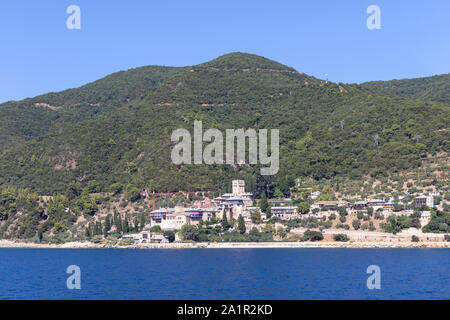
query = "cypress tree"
xmin=104 ymin=214 xmax=111 ymax=233
xmin=260 ymin=191 xmax=269 ymax=213
xmin=237 ymin=215 xmax=246 ymax=234
xmin=134 ymin=216 xmax=139 ymax=232
xmin=117 ymin=216 xmax=122 ymax=234
xmin=139 ymin=213 xmax=146 ymax=231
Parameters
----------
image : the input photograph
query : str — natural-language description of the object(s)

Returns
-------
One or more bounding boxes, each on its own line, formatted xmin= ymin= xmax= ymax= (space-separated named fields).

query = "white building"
xmin=232 ymin=180 xmax=246 ymax=195
xmin=426 ymin=195 xmax=434 ymax=208
xmin=310 ymin=191 xmax=321 ymax=200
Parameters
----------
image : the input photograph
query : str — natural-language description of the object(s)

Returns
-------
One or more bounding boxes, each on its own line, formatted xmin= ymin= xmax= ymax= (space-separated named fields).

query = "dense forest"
xmin=0 ymin=52 xmax=449 ymax=198
xmin=360 ymin=73 xmax=450 ymax=104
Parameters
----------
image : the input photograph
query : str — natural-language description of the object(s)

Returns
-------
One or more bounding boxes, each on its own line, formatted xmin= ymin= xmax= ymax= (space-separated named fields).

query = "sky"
xmin=0 ymin=0 xmax=449 ymax=102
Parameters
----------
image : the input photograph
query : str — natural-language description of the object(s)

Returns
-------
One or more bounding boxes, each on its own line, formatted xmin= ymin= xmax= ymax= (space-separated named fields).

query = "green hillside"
xmin=360 ymin=73 xmax=450 ymax=104
xmin=0 ymin=53 xmax=449 ymax=197
xmin=0 ymin=65 xmax=182 ymax=150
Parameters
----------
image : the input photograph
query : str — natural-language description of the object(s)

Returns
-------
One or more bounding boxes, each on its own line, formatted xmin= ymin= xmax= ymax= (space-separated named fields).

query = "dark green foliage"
xmin=180 ymin=224 xmax=199 ymax=241
xmin=381 ymin=215 xmax=421 ymax=234
xmin=423 ymin=209 xmax=450 ymax=233
xmin=0 ymin=188 xmax=47 ymax=239
xmin=361 ymin=73 xmax=450 ymax=104
xmin=297 ymin=202 xmax=310 ymax=214
xmin=259 ymin=192 xmax=269 ymax=214
xmin=0 ymin=53 xmax=449 ymax=241
xmin=301 ymin=230 xmax=324 ymax=241
xmin=333 ymin=233 xmax=349 ymax=242
xmin=221 ymin=211 xmax=230 ymax=230
xmin=179 ymin=223 xmax=273 ymax=242
xmin=163 ymin=230 xmax=175 ymax=243
xmin=149 ymin=225 xmax=161 ymax=233
xmin=0 ymin=66 xmax=183 ymax=152
xmin=109 ymin=183 xmax=123 ymax=195
xmin=337 ymin=206 xmax=348 ymax=217
xmin=125 ymin=184 xmax=140 ymax=202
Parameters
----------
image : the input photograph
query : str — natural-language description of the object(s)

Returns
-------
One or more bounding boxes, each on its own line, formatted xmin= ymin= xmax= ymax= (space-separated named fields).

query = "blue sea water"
xmin=0 ymin=248 xmax=448 ymax=300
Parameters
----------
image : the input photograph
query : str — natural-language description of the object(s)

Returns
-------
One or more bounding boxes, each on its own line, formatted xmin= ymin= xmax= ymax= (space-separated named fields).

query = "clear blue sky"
xmin=1 ymin=0 xmax=449 ymax=102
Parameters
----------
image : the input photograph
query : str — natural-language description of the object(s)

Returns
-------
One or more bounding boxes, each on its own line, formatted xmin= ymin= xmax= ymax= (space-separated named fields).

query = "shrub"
xmin=301 ymin=230 xmax=323 ymax=241
xmin=125 ymin=184 xmax=141 ymax=202
xmin=333 ymin=234 xmax=349 ymax=242
xmin=374 ymin=213 xmax=384 ymax=220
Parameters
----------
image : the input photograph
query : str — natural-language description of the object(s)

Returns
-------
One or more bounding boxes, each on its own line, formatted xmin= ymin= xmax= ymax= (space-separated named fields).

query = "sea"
xmin=0 ymin=248 xmax=448 ymax=299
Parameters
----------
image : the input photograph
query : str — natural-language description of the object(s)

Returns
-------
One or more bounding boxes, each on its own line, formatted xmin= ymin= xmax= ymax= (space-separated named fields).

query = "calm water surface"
xmin=0 ymin=248 xmax=448 ymax=299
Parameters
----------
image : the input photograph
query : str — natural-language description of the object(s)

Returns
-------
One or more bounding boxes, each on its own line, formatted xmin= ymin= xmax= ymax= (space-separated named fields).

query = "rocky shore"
xmin=0 ymin=240 xmax=449 ymax=249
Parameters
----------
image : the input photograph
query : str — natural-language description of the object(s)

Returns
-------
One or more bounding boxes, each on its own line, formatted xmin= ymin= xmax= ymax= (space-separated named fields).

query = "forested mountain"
xmin=0 ymin=65 xmax=182 ymax=150
xmin=360 ymin=73 xmax=450 ymax=104
xmin=0 ymin=53 xmax=449 ymax=196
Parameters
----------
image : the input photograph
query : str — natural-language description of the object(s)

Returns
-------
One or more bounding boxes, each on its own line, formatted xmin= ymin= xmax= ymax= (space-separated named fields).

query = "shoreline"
xmin=1 ymin=240 xmax=449 ymax=249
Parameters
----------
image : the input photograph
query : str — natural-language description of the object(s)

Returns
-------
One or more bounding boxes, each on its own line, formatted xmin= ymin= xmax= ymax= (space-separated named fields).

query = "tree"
xmin=133 ymin=216 xmax=139 ymax=232
xmin=297 ymin=202 xmax=310 ymax=215
xmin=54 ymin=222 xmax=67 ymax=234
xmin=87 ymin=180 xmax=101 ymax=193
xmin=66 ymin=182 xmax=82 ymax=200
xmin=94 ymin=221 xmax=102 ymax=236
xmin=250 ymin=210 xmax=261 ymax=223
xmin=163 ymin=230 xmax=175 ymax=242
xmin=302 ymin=230 xmax=323 ymax=241
xmin=337 ymin=206 xmax=347 ymax=217
xmin=221 ymin=211 xmax=230 ymax=230
xmin=237 ymin=215 xmax=246 ymax=234
xmin=125 ymin=184 xmax=141 ymax=202
xmin=357 ymin=211 xmax=364 ymax=220
xmin=334 ymin=233 xmax=349 ymax=242
xmin=127 ymin=162 xmax=138 ymax=173
xmin=85 ymin=226 xmax=91 ymax=238
xmin=109 ymin=182 xmax=123 ymax=195
xmin=122 ymin=220 xmax=129 ymax=233
xmin=116 ymin=216 xmax=123 ymax=234
xmin=352 ymin=220 xmax=361 ymax=230
xmin=148 ymin=179 xmax=156 ymax=192
xmin=150 ymin=225 xmax=162 ymax=233
xmin=104 ymin=214 xmax=111 ymax=236
xmin=274 ymin=188 xmax=284 ymax=199
xmin=180 ymin=225 xmax=199 ymax=241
